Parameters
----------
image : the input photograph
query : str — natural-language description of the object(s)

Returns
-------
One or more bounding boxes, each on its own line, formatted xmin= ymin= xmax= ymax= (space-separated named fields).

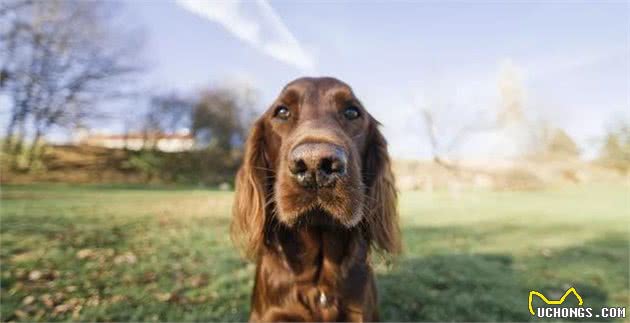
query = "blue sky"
xmin=126 ymin=0 xmax=628 ymax=159
xmin=7 ymin=0 xmax=628 ymax=159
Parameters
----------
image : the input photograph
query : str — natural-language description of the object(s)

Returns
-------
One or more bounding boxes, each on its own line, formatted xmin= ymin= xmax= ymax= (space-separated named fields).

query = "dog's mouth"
xmin=291 ymin=206 xmax=346 ymax=228
xmin=275 ymin=190 xmax=365 ymax=228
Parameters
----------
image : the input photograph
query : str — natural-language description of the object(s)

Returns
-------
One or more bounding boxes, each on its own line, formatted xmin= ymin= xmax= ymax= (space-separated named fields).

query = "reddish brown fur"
xmin=232 ymin=77 xmax=400 ymax=322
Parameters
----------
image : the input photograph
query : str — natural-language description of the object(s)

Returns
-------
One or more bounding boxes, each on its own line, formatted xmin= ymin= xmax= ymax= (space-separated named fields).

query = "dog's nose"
xmin=289 ymin=143 xmax=347 ymax=189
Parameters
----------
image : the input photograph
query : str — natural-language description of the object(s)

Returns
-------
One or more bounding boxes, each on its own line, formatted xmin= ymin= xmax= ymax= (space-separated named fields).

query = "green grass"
xmin=1 ymin=184 xmax=628 ymax=321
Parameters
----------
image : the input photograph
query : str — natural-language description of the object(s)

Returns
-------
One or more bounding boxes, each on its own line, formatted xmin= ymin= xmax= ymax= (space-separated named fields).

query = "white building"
xmin=79 ymin=131 xmax=194 ymax=152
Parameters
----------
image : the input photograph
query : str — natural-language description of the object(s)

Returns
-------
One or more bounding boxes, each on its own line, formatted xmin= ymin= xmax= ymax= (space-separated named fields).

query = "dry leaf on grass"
xmin=114 ymin=252 xmax=137 ymax=265
xmin=28 ymin=270 xmax=42 ymax=281
xmin=22 ymin=295 xmax=36 ymax=305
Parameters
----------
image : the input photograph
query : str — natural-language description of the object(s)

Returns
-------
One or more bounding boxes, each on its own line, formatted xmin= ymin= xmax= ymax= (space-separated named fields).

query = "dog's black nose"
xmin=289 ymin=143 xmax=347 ymax=189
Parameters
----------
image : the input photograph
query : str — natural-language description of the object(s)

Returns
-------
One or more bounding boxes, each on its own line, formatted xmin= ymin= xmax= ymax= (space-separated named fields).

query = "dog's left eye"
xmin=343 ymin=106 xmax=361 ymax=120
xmin=274 ymin=106 xmax=291 ymax=120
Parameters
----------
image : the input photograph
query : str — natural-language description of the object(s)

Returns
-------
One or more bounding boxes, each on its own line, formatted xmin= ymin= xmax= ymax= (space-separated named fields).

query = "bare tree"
xmin=420 ymin=105 xmax=496 ymax=172
xmin=0 ymin=0 xmax=142 ymax=166
xmin=192 ymin=87 xmax=256 ymax=151
xmin=140 ymin=86 xmax=256 ymax=153
xmin=143 ymin=93 xmax=193 ymax=150
xmin=144 ymin=93 xmax=193 ymax=135
xmin=598 ymin=119 xmax=630 ymax=172
xmin=418 ymin=60 xmax=529 ymax=171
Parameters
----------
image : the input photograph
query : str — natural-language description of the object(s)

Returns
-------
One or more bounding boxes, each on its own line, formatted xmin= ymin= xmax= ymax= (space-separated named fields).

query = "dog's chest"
xmin=253 ymin=225 xmax=369 ymax=321
xmin=287 ymin=231 xmax=367 ymax=318
xmin=290 ymin=283 xmax=341 ymax=321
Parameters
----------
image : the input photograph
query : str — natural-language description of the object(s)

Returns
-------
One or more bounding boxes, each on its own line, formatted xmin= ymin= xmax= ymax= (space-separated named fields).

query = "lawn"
xmin=1 ymin=184 xmax=628 ymax=321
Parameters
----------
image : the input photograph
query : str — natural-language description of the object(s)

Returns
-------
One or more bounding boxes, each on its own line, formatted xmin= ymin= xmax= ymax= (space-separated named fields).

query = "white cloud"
xmin=176 ymin=0 xmax=315 ymax=72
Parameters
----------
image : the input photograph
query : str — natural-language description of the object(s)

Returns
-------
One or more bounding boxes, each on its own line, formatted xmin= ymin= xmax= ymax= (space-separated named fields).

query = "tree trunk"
xmin=27 ymin=129 xmax=43 ymax=169
xmin=8 ymin=118 xmax=27 ymax=170
xmin=3 ymin=114 xmax=18 ymax=153
xmin=14 ymin=119 xmax=26 ymax=151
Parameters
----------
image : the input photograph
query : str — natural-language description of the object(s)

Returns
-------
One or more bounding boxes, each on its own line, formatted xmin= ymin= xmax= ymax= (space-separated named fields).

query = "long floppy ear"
xmin=231 ymin=119 xmax=267 ymax=259
xmin=363 ymin=118 xmax=401 ymax=254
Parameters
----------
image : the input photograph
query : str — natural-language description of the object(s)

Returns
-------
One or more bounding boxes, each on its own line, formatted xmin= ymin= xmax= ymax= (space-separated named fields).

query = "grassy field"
xmin=1 ymin=184 xmax=628 ymax=321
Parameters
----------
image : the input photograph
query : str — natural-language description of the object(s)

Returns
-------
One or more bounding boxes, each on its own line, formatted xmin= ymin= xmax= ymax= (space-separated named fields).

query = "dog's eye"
xmin=274 ymin=106 xmax=291 ymax=120
xmin=343 ymin=106 xmax=361 ymax=120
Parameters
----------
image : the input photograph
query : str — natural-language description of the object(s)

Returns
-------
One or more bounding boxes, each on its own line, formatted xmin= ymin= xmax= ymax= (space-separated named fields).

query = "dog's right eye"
xmin=274 ymin=106 xmax=291 ymax=120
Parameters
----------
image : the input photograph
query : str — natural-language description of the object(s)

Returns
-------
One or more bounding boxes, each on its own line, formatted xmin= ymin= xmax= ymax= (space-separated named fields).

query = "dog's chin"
xmin=277 ymin=202 xmax=364 ymax=229
xmin=290 ymin=207 xmax=346 ymax=228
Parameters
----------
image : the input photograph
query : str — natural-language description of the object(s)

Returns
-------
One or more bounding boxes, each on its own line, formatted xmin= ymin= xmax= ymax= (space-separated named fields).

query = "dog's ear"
xmin=363 ymin=118 xmax=401 ymax=254
xmin=232 ymin=118 xmax=267 ymax=259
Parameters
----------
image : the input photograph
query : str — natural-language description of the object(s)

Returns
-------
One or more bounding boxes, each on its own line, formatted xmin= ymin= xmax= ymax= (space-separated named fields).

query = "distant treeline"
xmin=125 ymin=148 xmax=242 ymax=186
xmin=2 ymin=144 xmax=242 ymax=186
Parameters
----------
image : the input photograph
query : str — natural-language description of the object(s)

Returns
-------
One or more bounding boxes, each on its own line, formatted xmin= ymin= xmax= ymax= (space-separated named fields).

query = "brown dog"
xmin=232 ymin=77 xmax=400 ymax=322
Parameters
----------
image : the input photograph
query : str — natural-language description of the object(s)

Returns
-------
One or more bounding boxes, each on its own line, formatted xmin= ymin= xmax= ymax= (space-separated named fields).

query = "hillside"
xmin=2 ymin=145 xmax=627 ymax=190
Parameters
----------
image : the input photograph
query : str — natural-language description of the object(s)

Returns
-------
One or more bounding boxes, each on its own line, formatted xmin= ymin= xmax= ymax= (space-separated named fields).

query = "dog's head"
xmin=232 ymin=77 xmax=400 ymax=258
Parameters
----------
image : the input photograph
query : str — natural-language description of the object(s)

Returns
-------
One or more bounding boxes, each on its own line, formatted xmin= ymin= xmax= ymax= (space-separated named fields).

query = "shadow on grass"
xmin=379 ymin=253 xmax=532 ymax=322
xmin=378 ymin=227 xmax=627 ymax=322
